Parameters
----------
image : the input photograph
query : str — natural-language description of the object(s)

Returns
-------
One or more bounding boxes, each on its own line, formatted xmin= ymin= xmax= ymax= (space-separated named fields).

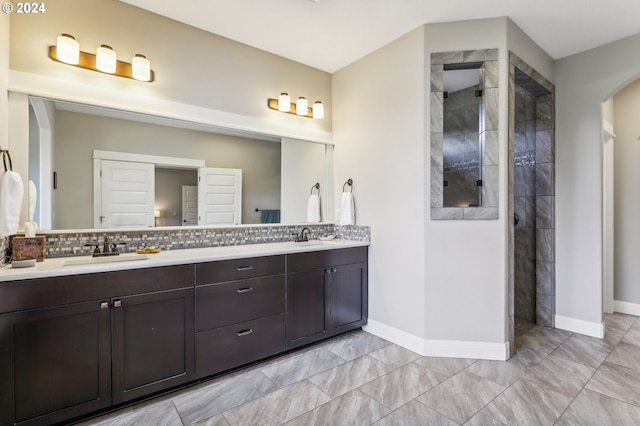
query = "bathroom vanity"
xmin=0 ymin=241 xmax=368 ymax=426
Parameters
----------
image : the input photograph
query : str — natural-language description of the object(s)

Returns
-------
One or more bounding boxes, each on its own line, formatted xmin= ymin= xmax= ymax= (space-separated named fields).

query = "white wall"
xmin=0 ymin=13 xmax=8 ymax=150
xmin=333 ymin=27 xmax=427 ymax=351
xmin=555 ymin=32 xmax=640 ymax=334
xmin=613 ymin=79 xmax=640 ymax=306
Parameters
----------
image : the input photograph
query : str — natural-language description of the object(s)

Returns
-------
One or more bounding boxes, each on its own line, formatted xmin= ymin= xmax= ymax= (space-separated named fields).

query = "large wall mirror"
xmin=28 ymin=96 xmax=330 ymax=231
xmin=430 ymin=49 xmax=499 ymax=220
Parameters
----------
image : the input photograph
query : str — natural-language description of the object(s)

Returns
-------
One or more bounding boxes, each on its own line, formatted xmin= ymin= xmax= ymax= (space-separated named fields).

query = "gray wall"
xmin=53 ymin=110 xmax=281 ymax=229
xmin=613 ymin=78 xmax=640 ymax=304
xmin=155 ymin=168 xmax=197 ymax=227
xmin=555 ymin=32 xmax=640 ymax=328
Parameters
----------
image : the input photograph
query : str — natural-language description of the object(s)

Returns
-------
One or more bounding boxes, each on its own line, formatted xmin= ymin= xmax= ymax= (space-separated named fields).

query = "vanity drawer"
xmin=196 ymin=275 xmax=285 ymax=331
xmin=195 ymin=313 xmax=285 ymax=378
xmin=196 ymin=255 xmax=285 ymax=284
xmin=287 ymin=247 xmax=368 ymax=273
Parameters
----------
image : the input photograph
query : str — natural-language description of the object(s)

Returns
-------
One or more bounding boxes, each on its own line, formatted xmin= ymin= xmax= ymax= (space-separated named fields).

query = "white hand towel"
xmin=307 ymin=193 xmax=321 ymax=222
xmin=340 ymin=192 xmax=355 ymax=226
xmin=0 ymin=171 xmax=24 ymax=236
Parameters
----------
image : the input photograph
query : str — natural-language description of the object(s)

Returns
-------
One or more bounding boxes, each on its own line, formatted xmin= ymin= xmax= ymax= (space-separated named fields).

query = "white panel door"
xmin=182 ymin=185 xmax=198 ymax=226
xmin=100 ymin=160 xmax=155 ymax=228
xmin=198 ymin=168 xmax=242 ymax=225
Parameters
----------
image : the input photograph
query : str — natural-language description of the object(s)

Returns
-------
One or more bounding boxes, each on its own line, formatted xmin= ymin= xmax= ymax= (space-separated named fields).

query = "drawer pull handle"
xmin=113 ymin=300 xmax=122 ymax=308
xmin=237 ymin=329 xmax=254 ymax=337
xmin=237 ymin=287 xmax=254 ymax=293
xmin=237 ymin=266 xmax=254 ymax=272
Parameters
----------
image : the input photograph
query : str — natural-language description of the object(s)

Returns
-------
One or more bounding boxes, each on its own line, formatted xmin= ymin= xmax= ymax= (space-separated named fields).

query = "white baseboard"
xmin=363 ymin=319 xmax=509 ymax=361
xmin=614 ymin=300 xmax=640 ymax=316
xmin=363 ymin=319 xmax=425 ymax=354
xmin=555 ymin=314 xmax=604 ymax=338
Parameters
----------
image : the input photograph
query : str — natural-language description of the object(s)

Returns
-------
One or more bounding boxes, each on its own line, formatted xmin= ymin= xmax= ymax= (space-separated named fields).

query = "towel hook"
xmin=342 ymin=178 xmax=353 ymax=193
xmin=310 ymin=182 xmax=320 ymax=195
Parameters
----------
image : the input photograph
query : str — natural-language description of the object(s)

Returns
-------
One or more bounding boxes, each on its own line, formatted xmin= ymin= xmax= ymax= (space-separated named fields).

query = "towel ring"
xmin=310 ymin=182 xmax=320 ymax=195
xmin=342 ymin=178 xmax=353 ymax=193
xmin=1 ymin=150 xmax=12 ymax=172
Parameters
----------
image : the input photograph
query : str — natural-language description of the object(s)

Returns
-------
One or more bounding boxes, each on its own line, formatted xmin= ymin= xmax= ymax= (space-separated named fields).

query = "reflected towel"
xmin=0 ymin=171 xmax=24 ymax=236
xmin=340 ymin=192 xmax=355 ymax=226
xmin=260 ymin=209 xmax=280 ymax=224
xmin=307 ymin=194 xmax=321 ymax=222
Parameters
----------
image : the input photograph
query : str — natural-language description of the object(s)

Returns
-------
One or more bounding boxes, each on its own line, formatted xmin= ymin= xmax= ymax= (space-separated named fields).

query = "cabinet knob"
xmin=325 ymin=268 xmax=331 ymax=274
xmin=113 ymin=300 xmax=122 ymax=308
xmin=331 ymin=268 xmax=337 ymax=273
xmin=100 ymin=301 xmax=109 ymax=309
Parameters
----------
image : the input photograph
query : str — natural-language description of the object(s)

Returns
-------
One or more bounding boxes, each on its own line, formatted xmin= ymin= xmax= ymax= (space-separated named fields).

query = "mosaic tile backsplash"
xmin=5 ymin=224 xmax=370 ymax=259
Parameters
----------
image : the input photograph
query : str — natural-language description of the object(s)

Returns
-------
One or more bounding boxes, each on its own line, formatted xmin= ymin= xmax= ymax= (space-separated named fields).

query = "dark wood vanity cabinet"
xmin=0 ymin=265 xmax=194 ymax=426
xmin=194 ymin=255 xmax=286 ymax=379
xmin=286 ymin=247 xmax=368 ymax=349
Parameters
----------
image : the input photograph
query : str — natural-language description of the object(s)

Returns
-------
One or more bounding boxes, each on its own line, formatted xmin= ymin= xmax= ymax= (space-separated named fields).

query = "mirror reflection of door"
xmin=98 ymin=160 xmax=155 ymax=228
xmin=442 ymin=64 xmax=483 ymax=208
xmin=197 ymin=168 xmax=242 ymax=225
xmin=181 ymin=185 xmax=198 ymax=226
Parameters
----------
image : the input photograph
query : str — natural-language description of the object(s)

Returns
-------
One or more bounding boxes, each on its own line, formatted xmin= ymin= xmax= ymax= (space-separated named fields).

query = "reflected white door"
xmin=198 ymin=168 xmax=242 ymax=225
xmin=99 ymin=160 xmax=154 ymax=228
xmin=182 ymin=185 xmax=198 ymax=226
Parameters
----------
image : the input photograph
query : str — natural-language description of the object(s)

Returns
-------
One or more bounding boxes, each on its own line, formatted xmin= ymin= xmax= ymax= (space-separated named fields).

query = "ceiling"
xmin=121 ymin=0 xmax=640 ymax=73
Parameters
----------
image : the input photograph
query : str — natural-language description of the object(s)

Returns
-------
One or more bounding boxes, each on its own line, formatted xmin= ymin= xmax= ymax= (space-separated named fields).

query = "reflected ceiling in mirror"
xmin=28 ymin=97 xmax=328 ymax=230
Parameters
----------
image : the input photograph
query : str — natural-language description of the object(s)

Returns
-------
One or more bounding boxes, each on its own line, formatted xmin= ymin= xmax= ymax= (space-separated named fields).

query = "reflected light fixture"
xmin=49 ymin=34 xmax=155 ymax=82
xmin=268 ymin=94 xmax=323 ymax=119
xmin=96 ymin=45 xmax=116 ymax=73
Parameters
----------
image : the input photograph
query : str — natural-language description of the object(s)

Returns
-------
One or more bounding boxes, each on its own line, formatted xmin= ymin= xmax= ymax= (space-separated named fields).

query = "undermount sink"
xmin=291 ymin=240 xmax=332 ymax=246
xmin=63 ymin=254 xmax=150 ymax=266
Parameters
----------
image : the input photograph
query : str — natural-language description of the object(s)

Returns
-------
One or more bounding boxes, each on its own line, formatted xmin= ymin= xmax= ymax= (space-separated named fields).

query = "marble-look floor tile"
xmin=622 ymin=322 xmax=640 ymax=346
xmin=173 ymin=370 xmax=278 ymax=425
xmin=368 ymin=344 xmax=421 ymax=369
xmin=482 ymin=378 xmax=572 ymax=426
xmin=522 ymin=353 xmax=595 ymax=395
xmin=414 ymin=356 xmax=476 ymax=377
xmin=222 ymin=380 xmax=330 ymax=426
xmin=552 ymin=330 xmax=621 ymax=369
xmin=512 ymin=331 xmax=557 ymax=367
xmin=260 ymin=348 xmax=345 ymax=388
xmin=418 ymin=371 xmax=505 ymax=424
xmin=325 ymin=331 xmax=391 ymax=361
xmin=191 ymin=414 xmax=229 ymax=426
xmin=81 ymin=401 xmax=182 ymax=426
xmin=586 ymin=362 xmax=640 ymax=406
xmin=605 ymin=341 xmax=640 ymax=372
xmin=373 ymin=400 xmax=457 ymax=426
xmin=308 ymin=355 xmax=392 ymax=398
xmin=360 ymin=362 xmax=447 ymax=410
xmin=525 ymin=325 xmax=572 ymax=348
xmin=604 ymin=312 xmax=637 ymax=332
xmin=556 ymin=389 xmax=640 ymax=425
xmin=464 ymin=412 xmax=508 ymax=426
xmin=74 ymin=408 xmax=135 ymax=426
xmin=284 ymin=389 xmax=389 ymax=426
xmin=465 ymin=357 xmax=528 ymax=387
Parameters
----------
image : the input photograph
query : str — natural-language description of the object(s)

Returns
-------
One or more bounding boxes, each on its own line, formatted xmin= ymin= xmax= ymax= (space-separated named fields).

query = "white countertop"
xmin=0 ymin=239 xmax=370 ymax=282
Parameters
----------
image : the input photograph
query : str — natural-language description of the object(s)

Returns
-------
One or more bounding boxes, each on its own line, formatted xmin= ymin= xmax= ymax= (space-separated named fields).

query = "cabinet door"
xmin=286 ymin=269 xmax=330 ymax=349
xmin=331 ymin=262 xmax=368 ymax=335
xmin=112 ymin=288 xmax=194 ymax=404
xmin=0 ymin=301 xmax=111 ymax=426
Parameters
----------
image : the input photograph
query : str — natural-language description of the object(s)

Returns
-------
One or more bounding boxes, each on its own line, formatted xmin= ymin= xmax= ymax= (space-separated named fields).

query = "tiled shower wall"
xmin=514 ymin=83 xmax=538 ymax=323
xmin=443 ymin=85 xmax=481 ymax=208
xmin=4 ymin=224 xmax=370 ymax=260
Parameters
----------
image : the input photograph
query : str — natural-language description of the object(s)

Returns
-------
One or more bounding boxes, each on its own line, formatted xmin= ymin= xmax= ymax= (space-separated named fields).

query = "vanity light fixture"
xmin=49 ymin=34 xmax=155 ymax=82
xmin=268 ymin=94 xmax=323 ymax=119
xmin=96 ymin=45 xmax=116 ymax=73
